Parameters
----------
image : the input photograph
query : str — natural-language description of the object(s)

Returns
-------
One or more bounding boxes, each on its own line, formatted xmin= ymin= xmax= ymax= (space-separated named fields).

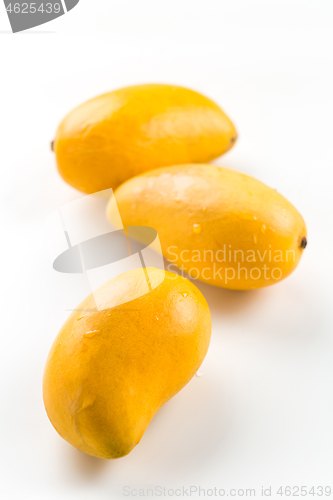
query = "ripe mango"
xmin=43 ymin=268 xmax=211 ymax=459
xmin=52 ymin=84 xmax=237 ymax=193
xmin=107 ymin=165 xmax=307 ymax=290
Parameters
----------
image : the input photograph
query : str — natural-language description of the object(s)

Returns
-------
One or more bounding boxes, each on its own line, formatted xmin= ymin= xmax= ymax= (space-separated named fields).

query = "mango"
xmin=43 ymin=268 xmax=211 ymax=459
xmin=107 ymin=165 xmax=307 ymax=290
xmin=52 ymin=84 xmax=237 ymax=193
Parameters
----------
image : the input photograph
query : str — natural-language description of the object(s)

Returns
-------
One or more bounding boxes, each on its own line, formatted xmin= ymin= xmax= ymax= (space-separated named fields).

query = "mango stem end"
xmin=300 ymin=237 xmax=307 ymax=249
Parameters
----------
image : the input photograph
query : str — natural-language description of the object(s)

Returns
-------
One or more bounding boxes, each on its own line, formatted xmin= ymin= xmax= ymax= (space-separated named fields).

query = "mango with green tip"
xmin=106 ymin=164 xmax=307 ymax=290
xmin=43 ymin=268 xmax=212 ymax=459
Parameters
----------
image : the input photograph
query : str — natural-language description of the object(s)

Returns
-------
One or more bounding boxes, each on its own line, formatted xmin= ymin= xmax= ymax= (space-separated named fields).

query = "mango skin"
xmin=43 ymin=268 xmax=211 ymax=459
xmin=53 ymin=84 xmax=237 ymax=193
xmin=107 ymin=165 xmax=307 ymax=290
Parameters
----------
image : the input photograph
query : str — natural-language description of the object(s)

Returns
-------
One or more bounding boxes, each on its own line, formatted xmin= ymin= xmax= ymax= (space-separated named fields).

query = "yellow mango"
xmin=43 ymin=268 xmax=211 ymax=459
xmin=52 ymin=84 xmax=237 ymax=193
xmin=107 ymin=165 xmax=307 ymax=290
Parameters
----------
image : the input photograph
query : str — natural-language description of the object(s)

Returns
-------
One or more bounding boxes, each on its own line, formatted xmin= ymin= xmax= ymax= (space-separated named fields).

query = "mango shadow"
xmin=164 ymin=258 xmax=264 ymax=317
xmin=66 ymin=446 xmax=109 ymax=479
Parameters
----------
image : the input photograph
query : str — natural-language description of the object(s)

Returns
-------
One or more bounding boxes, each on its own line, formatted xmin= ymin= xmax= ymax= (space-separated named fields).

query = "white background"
xmin=1 ymin=1 xmax=333 ymax=499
